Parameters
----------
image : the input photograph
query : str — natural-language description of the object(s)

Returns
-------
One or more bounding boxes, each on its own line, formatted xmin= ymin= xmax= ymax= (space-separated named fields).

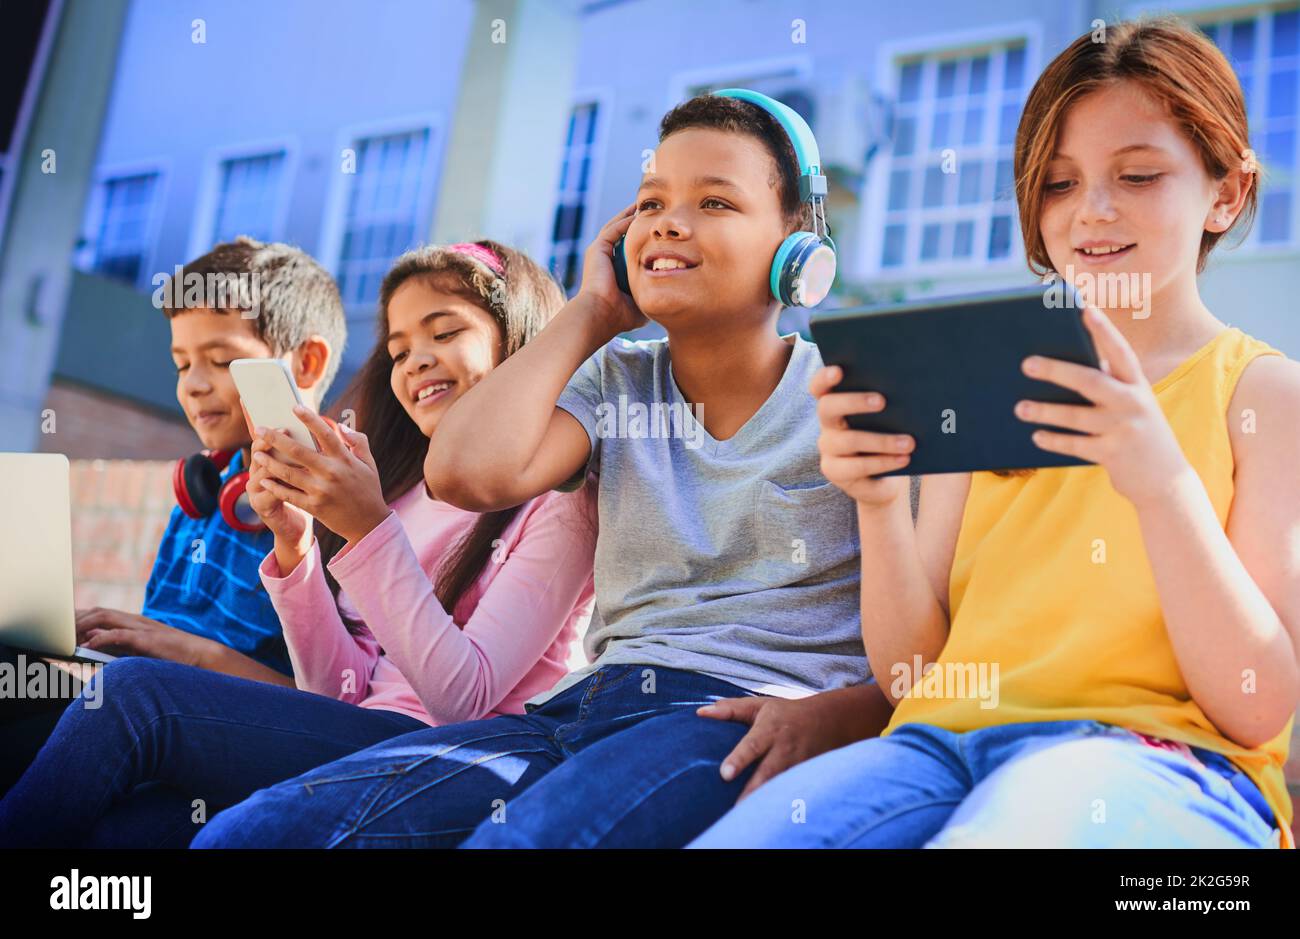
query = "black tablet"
xmin=809 ymin=283 xmax=1102 ymax=476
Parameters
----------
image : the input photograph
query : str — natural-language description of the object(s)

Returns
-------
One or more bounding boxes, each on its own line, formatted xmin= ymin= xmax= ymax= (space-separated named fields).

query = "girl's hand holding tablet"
xmin=1017 ymin=304 xmax=1190 ymax=508
xmin=811 ymin=364 xmax=914 ymax=506
xmin=251 ymin=406 xmax=391 ymax=548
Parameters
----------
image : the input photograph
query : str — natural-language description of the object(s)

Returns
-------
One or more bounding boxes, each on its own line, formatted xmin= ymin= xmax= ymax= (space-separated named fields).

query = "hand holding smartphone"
xmin=230 ymin=359 xmax=321 ymax=461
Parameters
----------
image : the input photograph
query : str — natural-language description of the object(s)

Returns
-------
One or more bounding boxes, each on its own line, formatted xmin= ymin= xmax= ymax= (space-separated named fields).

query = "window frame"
xmin=860 ymin=20 xmax=1044 ymax=280
xmin=76 ymin=158 xmax=172 ymax=292
xmin=666 ymin=54 xmax=815 ymax=110
xmin=548 ymin=88 xmax=613 ymax=293
xmin=187 ymin=137 xmax=298 ymax=260
xmin=1170 ymin=1 xmax=1300 ymax=254
xmin=317 ymin=112 xmax=444 ymax=321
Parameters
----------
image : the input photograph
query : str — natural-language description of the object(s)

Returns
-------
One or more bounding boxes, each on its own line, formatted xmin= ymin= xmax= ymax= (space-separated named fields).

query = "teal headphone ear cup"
xmin=770 ymin=233 xmax=806 ymax=302
xmin=612 ymin=237 xmax=631 ymax=295
xmin=771 ymin=232 xmax=837 ymax=307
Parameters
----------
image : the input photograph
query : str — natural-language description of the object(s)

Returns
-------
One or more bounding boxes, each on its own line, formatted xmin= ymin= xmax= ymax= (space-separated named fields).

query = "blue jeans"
xmin=0 ymin=657 xmax=427 ymax=848
xmin=689 ymin=719 xmax=1280 ymax=848
xmin=191 ymin=665 xmax=756 ymax=848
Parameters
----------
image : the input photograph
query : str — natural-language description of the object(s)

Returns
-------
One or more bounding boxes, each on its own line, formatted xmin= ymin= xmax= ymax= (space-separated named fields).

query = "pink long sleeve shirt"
xmin=259 ymin=483 xmax=596 ymax=726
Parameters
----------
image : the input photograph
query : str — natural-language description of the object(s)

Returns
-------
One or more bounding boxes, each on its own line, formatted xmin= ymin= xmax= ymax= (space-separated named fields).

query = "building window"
xmin=212 ymin=151 xmax=286 ymax=244
xmin=881 ymin=43 xmax=1028 ymax=270
xmin=336 ymin=128 xmax=431 ymax=308
xmin=89 ymin=172 xmax=160 ymax=288
xmin=549 ymin=102 xmax=601 ymax=292
xmin=1200 ymin=6 xmax=1299 ymax=247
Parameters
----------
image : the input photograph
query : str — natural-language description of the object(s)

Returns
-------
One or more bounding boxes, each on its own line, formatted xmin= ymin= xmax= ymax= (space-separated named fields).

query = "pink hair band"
xmin=447 ymin=242 xmax=505 ymax=276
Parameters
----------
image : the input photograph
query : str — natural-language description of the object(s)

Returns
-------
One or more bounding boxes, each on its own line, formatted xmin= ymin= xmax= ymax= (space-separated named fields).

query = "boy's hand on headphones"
xmin=1018 ymin=305 xmax=1189 ymax=509
xmin=578 ymin=203 xmax=647 ymax=336
xmin=812 ymin=365 xmax=912 ymax=507
xmin=251 ymin=407 xmax=391 ymax=547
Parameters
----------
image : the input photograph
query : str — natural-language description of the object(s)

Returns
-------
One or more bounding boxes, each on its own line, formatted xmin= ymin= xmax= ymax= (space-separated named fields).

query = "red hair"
xmin=1015 ymin=16 xmax=1257 ymax=276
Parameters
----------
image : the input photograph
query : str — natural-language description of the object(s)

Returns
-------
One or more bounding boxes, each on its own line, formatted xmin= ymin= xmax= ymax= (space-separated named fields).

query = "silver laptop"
xmin=0 ymin=452 xmax=115 ymax=664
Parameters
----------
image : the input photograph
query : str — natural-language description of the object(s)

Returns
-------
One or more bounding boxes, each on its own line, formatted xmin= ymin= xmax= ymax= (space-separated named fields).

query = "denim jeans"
xmin=0 ymin=657 xmax=427 ymax=848
xmin=190 ymin=664 xmax=756 ymax=848
xmin=689 ymin=719 xmax=1280 ymax=848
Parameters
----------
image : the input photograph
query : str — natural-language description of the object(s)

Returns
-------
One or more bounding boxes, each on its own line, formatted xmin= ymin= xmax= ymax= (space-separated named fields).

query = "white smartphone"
xmin=230 ymin=358 xmax=320 ymax=456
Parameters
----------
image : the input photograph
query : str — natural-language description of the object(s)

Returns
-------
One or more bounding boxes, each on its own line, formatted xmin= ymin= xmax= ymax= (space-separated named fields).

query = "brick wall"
xmin=38 ymin=379 xmax=198 ymax=460
xmin=68 ymin=458 xmax=175 ymax=613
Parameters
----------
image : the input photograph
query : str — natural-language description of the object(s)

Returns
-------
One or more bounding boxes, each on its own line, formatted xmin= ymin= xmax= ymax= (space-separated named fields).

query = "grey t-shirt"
xmin=531 ymin=332 xmax=867 ymax=706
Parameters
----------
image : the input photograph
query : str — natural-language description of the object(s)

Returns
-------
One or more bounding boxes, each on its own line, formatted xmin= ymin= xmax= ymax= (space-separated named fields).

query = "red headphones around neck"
xmin=172 ymin=449 xmax=266 ymax=534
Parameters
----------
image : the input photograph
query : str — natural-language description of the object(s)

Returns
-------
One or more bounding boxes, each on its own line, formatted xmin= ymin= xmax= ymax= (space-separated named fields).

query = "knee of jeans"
xmin=1009 ymin=736 xmax=1168 ymax=785
xmin=931 ymin=737 xmax=1183 ymax=848
xmin=1034 ymin=739 xmax=1177 ymax=812
xmin=77 ymin=657 xmax=165 ymax=714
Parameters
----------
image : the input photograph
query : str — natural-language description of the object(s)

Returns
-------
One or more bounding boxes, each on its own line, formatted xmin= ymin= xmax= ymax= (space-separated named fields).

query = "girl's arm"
xmin=1134 ymin=356 xmax=1300 ymax=748
xmin=247 ymin=431 xmax=380 ymax=700
xmin=425 ymin=208 xmax=646 ymax=512
xmin=812 ymin=365 xmax=961 ymax=705
xmin=1023 ymin=309 xmax=1300 ymax=748
xmin=856 ymin=475 xmax=968 ymax=705
xmin=259 ymin=538 xmax=382 ymax=705
xmin=327 ymin=489 xmax=596 ymax=726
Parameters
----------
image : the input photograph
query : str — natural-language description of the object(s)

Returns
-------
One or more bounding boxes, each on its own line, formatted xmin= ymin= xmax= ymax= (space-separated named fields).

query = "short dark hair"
xmin=161 ymin=236 xmax=347 ymax=395
xmin=658 ymin=94 xmax=809 ymax=230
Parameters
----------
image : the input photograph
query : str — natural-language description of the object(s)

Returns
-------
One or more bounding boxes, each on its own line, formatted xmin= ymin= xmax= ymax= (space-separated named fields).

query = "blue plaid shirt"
xmin=141 ymin=450 xmax=291 ymax=675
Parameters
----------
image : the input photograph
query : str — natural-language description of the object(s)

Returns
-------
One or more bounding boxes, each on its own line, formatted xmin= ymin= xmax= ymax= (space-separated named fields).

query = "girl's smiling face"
xmin=386 ymin=277 xmax=504 ymax=438
xmin=1039 ymin=80 xmax=1244 ymax=313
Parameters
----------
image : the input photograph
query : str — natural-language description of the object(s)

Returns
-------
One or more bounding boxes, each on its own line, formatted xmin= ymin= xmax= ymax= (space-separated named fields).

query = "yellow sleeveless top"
xmin=885 ymin=327 xmax=1293 ymax=835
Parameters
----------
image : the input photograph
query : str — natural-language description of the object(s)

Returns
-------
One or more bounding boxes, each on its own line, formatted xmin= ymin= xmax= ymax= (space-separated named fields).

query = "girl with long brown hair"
xmin=0 ymin=241 xmax=597 ymax=847
xmin=693 ymin=16 xmax=1299 ymax=848
xmin=244 ymin=239 xmax=595 ymax=724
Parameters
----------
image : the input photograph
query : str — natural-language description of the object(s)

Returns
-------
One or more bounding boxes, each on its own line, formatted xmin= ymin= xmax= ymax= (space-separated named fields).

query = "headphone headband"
xmin=712 ymin=88 xmax=824 ymax=196
xmin=607 ymin=87 xmax=836 ymax=307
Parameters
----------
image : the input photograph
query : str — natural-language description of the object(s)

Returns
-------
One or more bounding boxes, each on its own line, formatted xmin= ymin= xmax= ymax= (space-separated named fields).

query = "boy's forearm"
xmin=856 ymin=497 xmax=950 ymax=704
xmin=427 ymin=295 xmax=616 ymax=501
xmin=202 ymin=643 xmax=296 ymax=687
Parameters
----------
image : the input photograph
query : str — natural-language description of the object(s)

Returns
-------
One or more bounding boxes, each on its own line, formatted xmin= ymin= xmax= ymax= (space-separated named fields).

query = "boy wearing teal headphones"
xmin=190 ymin=91 xmax=891 ymax=850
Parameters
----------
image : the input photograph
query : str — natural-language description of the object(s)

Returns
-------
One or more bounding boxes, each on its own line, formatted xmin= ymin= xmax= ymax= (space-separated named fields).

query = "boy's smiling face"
xmin=627 ymin=127 xmax=790 ymax=326
xmin=170 ymin=308 xmax=276 ymax=451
